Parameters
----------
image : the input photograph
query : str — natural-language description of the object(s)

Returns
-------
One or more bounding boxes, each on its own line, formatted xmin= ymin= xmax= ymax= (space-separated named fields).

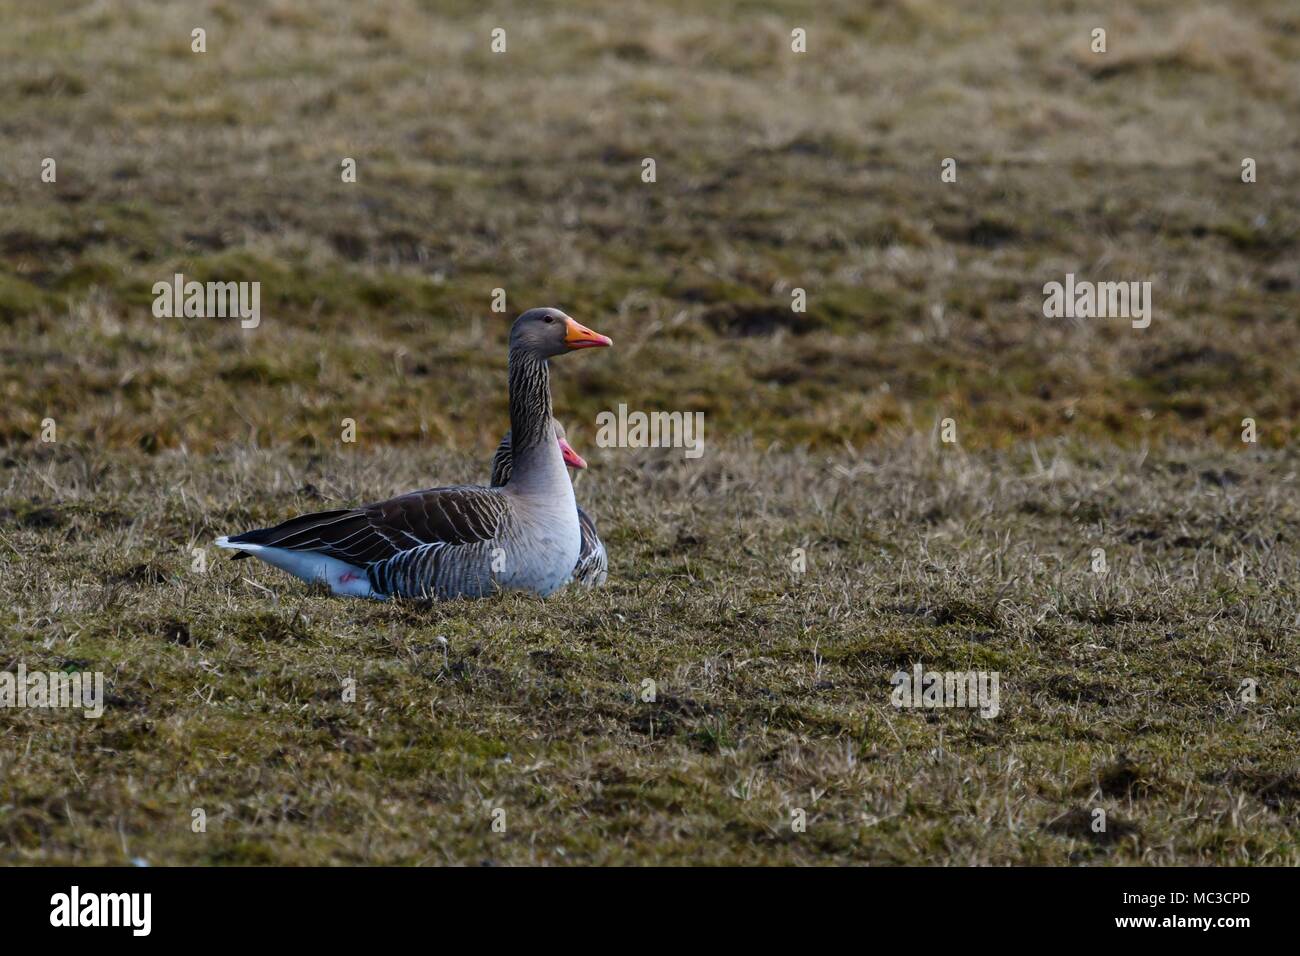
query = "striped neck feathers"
xmin=507 ymin=349 xmax=553 ymax=453
xmin=489 ymin=432 xmax=513 ymax=487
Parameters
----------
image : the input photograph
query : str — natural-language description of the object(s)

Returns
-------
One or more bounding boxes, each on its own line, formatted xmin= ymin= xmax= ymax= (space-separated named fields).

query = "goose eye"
xmin=543 ymin=315 xmax=554 ymax=324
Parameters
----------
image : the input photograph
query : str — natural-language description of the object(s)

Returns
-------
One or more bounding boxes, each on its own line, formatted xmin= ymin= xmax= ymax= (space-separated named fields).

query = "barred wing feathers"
xmin=225 ymin=486 xmax=509 ymax=569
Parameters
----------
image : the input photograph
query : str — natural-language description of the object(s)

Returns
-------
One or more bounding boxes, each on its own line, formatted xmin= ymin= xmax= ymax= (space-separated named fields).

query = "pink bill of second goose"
xmin=215 ymin=308 xmax=612 ymax=599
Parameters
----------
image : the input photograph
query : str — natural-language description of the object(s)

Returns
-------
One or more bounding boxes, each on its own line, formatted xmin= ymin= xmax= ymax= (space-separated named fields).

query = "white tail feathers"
xmin=215 ymin=538 xmax=380 ymax=599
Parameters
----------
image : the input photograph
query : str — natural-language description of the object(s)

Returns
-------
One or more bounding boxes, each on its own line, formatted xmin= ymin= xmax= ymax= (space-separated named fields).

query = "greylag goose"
xmin=215 ymin=308 xmax=612 ymax=599
xmin=490 ymin=421 xmax=608 ymax=587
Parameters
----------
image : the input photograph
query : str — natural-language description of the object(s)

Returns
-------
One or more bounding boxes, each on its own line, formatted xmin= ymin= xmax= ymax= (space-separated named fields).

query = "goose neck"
xmin=507 ymin=348 xmax=553 ymax=457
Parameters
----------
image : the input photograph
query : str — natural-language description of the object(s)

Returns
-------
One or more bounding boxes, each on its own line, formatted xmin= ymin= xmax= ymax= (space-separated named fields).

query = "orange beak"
xmin=563 ymin=316 xmax=613 ymax=350
xmin=558 ymin=436 xmax=587 ymax=470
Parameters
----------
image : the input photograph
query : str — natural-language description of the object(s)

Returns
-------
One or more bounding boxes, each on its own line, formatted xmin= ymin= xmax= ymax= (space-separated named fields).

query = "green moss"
xmin=0 ymin=272 xmax=55 ymax=320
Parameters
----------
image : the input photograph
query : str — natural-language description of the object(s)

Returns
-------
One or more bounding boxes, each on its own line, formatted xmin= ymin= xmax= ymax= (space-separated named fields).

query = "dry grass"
xmin=2 ymin=439 xmax=1298 ymax=864
xmin=1 ymin=0 xmax=1298 ymax=451
xmin=1 ymin=0 xmax=1298 ymax=863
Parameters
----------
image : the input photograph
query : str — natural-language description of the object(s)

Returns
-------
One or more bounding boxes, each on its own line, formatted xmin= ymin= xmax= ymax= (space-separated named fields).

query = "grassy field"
xmin=1 ymin=0 xmax=1298 ymax=864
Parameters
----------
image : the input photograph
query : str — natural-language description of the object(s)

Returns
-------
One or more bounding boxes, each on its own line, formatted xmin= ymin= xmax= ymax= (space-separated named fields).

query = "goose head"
xmin=553 ymin=420 xmax=587 ymax=469
xmin=510 ymin=307 xmax=612 ymax=358
xmin=490 ymin=420 xmax=586 ymax=487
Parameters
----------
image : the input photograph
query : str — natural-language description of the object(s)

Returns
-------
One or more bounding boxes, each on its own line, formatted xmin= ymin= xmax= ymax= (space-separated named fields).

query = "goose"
xmin=215 ymin=308 xmax=612 ymax=599
xmin=489 ymin=421 xmax=608 ymax=588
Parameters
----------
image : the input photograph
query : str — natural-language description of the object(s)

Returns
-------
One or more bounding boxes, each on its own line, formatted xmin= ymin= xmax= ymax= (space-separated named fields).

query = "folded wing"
xmin=226 ymin=486 xmax=509 ymax=569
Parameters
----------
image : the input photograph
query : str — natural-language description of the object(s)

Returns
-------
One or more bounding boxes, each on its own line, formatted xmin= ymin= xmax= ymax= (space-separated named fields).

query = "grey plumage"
xmin=490 ymin=421 xmax=608 ymax=588
xmin=574 ymin=506 xmax=608 ymax=587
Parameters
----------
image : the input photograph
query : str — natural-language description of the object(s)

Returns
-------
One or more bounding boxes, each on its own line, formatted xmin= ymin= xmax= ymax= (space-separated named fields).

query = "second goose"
xmin=490 ymin=420 xmax=608 ymax=587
